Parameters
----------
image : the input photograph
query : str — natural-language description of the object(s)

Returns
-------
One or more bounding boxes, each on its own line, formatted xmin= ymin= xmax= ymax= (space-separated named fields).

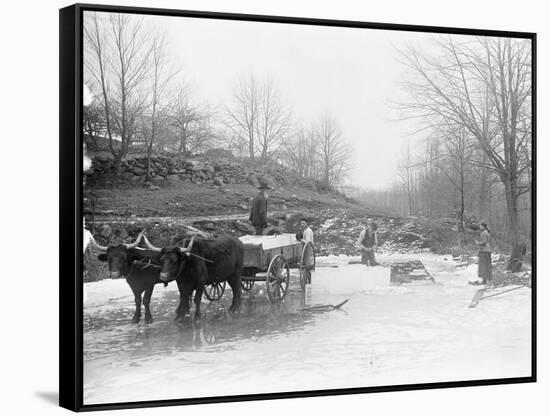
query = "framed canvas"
xmin=59 ymin=3 xmax=536 ymax=411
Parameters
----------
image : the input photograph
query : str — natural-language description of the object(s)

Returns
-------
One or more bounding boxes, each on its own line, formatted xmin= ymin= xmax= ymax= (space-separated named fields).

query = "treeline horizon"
xmin=83 ymin=12 xmax=351 ymax=191
xmin=355 ymin=36 xmax=532 ymax=255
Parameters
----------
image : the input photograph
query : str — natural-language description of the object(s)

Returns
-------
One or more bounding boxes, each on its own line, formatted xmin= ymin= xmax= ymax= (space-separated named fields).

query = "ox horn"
xmin=141 ymin=234 xmax=162 ymax=253
xmin=178 ymin=233 xmax=197 ymax=255
xmin=89 ymin=235 xmax=108 ymax=252
xmin=123 ymin=231 xmax=144 ymax=249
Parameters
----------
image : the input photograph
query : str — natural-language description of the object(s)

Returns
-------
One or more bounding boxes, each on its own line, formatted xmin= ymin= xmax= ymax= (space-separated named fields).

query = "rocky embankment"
xmin=84 ymin=206 xmax=467 ymax=281
xmin=312 ymin=209 xmax=457 ymax=256
xmin=85 ymin=205 xmax=534 ymax=285
xmin=86 ymin=155 xmax=329 ymax=193
xmin=88 ymin=207 xmax=457 ymax=256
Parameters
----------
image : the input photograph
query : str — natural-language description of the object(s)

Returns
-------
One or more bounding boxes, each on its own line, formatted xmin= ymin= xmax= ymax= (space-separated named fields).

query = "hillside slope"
xmin=84 ymin=159 xmax=462 ymax=252
xmin=83 ymin=154 xmax=488 ymax=283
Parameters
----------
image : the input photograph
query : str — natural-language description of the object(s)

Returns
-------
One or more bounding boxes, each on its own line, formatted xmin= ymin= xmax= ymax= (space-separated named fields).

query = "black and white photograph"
xmin=71 ymin=4 xmax=533 ymax=409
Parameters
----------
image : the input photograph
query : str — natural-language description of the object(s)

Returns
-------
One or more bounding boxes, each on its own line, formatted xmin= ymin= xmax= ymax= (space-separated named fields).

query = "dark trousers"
xmin=361 ymin=249 xmax=377 ymax=266
xmin=478 ymin=251 xmax=492 ymax=283
xmin=254 ymin=225 xmax=265 ymax=235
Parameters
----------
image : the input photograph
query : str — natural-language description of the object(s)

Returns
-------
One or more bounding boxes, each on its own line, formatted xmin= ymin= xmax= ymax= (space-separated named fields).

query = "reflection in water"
xmin=84 ymin=283 xmax=317 ymax=363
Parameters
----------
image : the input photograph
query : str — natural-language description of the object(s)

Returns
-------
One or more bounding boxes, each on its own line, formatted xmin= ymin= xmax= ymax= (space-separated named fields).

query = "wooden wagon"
xmin=204 ymin=234 xmax=315 ymax=302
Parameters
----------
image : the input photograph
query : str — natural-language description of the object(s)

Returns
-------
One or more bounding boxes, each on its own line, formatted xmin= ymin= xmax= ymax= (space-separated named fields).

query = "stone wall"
xmin=85 ymin=155 xmax=324 ymax=191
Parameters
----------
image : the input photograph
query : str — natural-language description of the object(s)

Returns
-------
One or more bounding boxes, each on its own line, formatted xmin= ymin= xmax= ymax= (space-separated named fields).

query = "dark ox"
xmin=90 ymin=233 xmax=168 ymax=324
xmin=142 ymin=234 xmax=244 ymax=320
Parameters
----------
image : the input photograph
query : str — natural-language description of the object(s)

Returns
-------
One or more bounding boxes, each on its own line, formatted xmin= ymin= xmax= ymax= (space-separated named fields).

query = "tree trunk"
xmin=478 ymin=168 xmax=488 ymax=219
xmin=113 ymin=154 xmax=123 ymax=184
xmin=504 ymin=179 xmax=520 ymax=242
xmin=458 ymin=158 xmax=465 ymax=233
xmin=502 ymin=174 xmax=524 ymax=270
xmin=177 ymin=133 xmax=186 ymax=160
xmin=249 ymin=133 xmax=255 ymax=160
xmin=407 ymin=169 xmax=413 ymax=216
xmin=324 ymin=159 xmax=330 ymax=188
xmin=146 ymin=155 xmax=152 ymax=182
xmin=458 ymin=198 xmax=465 ymax=233
xmin=508 ymin=242 xmax=526 ymax=272
xmin=145 ymin=143 xmax=154 ymax=182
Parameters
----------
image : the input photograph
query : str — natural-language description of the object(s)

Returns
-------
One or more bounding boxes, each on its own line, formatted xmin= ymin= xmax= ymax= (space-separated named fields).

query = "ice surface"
xmin=312 ymin=265 xmax=390 ymax=295
xmin=83 ymin=253 xmax=531 ymax=405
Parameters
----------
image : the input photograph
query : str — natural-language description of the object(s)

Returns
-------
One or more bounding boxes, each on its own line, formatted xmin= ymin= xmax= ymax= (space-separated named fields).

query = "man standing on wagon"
xmin=249 ymin=183 xmax=271 ymax=235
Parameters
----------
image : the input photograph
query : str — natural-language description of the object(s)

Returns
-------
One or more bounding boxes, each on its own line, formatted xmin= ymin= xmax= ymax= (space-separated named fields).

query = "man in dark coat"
xmin=358 ymin=221 xmax=379 ymax=266
xmin=249 ymin=184 xmax=270 ymax=235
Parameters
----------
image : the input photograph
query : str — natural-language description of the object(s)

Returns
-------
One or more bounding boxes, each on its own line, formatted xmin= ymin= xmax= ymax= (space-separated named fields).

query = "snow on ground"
xmin=83 ymin=253 xmax=531 ymax=405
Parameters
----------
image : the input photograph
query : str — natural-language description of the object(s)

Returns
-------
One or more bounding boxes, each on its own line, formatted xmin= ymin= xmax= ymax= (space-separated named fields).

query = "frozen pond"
xmin=83 ymin=253 xmax=531 ymax=405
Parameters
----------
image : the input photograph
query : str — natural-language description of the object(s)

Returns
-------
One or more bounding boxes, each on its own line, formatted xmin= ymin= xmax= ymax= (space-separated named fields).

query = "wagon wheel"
xmin=299 ymin=242 xmax=316 ymax=291
xmin=204 ymin=281 xmax=226 ymax=301
xmin=241 ymin=280 xmax=255 ymax=291
xmin=266 ymin=254 xmax=290 ymax=302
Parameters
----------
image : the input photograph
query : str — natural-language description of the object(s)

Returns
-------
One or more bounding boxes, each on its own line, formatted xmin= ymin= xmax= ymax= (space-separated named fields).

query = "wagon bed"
xmin=204 ymin=233 xmax=315 ymax=302
xmin=240 ymin=233 xmax=302 ymax=270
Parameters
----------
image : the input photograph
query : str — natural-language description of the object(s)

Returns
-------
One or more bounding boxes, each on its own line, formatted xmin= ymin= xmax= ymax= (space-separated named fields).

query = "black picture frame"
xmin=59 ymin=3 xmax=537 ymax=412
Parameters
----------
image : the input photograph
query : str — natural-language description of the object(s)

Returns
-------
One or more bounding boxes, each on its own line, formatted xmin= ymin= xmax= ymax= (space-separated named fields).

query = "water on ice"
xmin=83 ymin=253 xmax=531 ymax=405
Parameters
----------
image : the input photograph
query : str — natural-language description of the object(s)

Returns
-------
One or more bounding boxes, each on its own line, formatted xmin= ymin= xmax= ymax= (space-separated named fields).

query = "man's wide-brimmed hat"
xmin=258 ymin=184 xmax=272 ymax=190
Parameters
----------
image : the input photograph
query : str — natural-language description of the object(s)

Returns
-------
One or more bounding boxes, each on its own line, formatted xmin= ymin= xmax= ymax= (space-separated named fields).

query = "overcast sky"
xmin=86 ymin=12 xmax=444 ymax=190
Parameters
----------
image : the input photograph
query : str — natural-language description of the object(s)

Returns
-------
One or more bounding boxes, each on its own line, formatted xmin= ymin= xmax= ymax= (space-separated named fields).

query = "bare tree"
xmin=224 ymin=74 xmax=258 ymax=159
xmin=397 ymin=36 xmax=532 ymax=256
xmin=397 ymin=140 xmax=416 ymax=215
xmin=140 ymin=32 xmax=177 ymax=181
xmin=416 ymin=137 xmax=447 ymax=218
xmin=83 ymin=98 xmax=104 ymax=148
xmin=84 ymin=12 xmax=152 ymax=174
xmin=284 ymin=126 xmax=320 ymax=179
xmin=168 ymin=87 xmax=212 ymax=157
xmin=254 ymin=80 xmax=293 ymax=159
xmin=314 ymin=112 xmax=352 ymax=188
xmin=225 ymin=75 xmax=292 ymax=160
xmin=187 ymin=114 xmax=213 ymax=154
xmin=436 ymin=125 xmax=475 ymax=232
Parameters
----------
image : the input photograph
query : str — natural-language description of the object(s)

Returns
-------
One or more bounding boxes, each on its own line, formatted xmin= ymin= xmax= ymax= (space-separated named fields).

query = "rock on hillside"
xmin=303 ymin=208 xmax=459 ymax=256
xmin=85 ymin=155 xmax=329 ymax=193
xmin=87 ymin=209 xmax=460 ymax=257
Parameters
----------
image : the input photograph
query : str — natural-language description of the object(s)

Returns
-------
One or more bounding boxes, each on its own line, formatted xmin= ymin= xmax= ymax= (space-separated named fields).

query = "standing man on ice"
xmin=468 ymin=221 xmax=493 ymax=286
xmin=477 ymin=221 xmax=492 ymax=285
xmin=358 ymin=221 xmax=379 ymax=266
xmin=249 ymin=183 xmax=271 ymax=235
xmin=297 ymin=218 xmax=315 ymax=285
